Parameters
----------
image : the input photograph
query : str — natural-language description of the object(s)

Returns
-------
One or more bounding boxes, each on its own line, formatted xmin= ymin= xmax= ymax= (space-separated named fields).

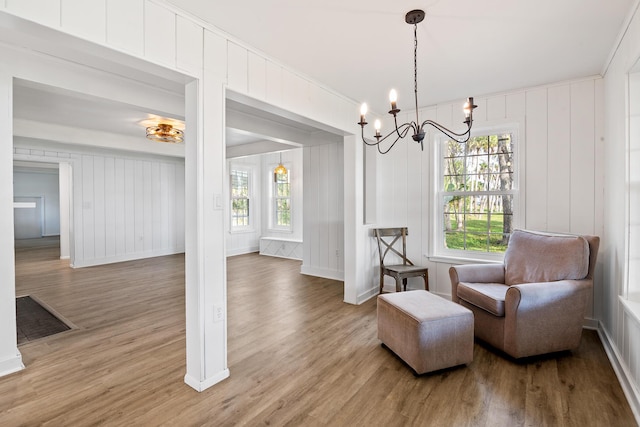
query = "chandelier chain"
xmin=413 ymin=23 xmax=420 ymax=133
xmin=414 ymin=24 xmax=418 ymax=96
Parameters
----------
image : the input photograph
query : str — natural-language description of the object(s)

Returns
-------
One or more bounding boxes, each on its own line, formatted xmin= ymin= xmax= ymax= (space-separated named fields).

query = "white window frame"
xmin=230 ymin=168 xmax=252 ymax=232
xmin=625 ymin=62 xmax=640 ymax=309
xmin=271 ymin=165 xmax=292 ymax=231
xmin=431 ymin=120 xmax=523 ymax=263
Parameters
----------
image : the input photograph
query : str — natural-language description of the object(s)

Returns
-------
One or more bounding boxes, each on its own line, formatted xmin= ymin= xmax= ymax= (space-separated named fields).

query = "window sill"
xmin=426 ymin=253 xmax=504 ymax=265
xmin=229 ymin=228 xmax=256 ymax=235
xmin=266 ymin=228 xmax=293 ymax=234
xmin=260 ymin=236 xmax=302 ymax=243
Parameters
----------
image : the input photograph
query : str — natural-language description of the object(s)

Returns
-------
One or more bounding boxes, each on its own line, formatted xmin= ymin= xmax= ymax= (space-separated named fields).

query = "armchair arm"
xmin=503 ymin=279 xmax=592 ymax=358
xmin=449 ymin=263 xmax=505 ymax=303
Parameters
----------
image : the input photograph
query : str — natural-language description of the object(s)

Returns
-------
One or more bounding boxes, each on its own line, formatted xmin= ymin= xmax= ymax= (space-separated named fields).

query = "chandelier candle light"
xmin=358 ymin=9 xmax=478 ymax=154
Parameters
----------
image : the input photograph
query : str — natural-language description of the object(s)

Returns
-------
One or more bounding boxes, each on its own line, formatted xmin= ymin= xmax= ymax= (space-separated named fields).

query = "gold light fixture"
xmin=274 ymin=152 xmax=287 ymax=181
xmin=146 ymin=123 xmax=184 ymax=144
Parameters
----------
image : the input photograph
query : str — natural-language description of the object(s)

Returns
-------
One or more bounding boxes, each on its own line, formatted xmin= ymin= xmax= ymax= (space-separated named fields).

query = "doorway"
xmin=13 ymin=196 xmax=44 ymax=240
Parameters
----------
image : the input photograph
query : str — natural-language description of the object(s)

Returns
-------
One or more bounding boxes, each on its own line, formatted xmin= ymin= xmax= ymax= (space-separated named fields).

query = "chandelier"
xmin=146 ymin=123 xmax=184 ymax=144
xmin=358 ymin=9 xmax=477 ymax=154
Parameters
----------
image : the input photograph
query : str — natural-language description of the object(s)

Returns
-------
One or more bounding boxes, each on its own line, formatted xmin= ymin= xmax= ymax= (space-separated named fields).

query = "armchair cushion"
xmin=504 ymin=230 xmax=590 ymax=286
xmin=457 ymin=282 xmax=509 ymax=316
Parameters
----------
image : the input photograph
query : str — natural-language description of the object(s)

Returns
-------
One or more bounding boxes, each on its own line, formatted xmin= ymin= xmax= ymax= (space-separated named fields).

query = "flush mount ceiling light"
xmin=358 ymin=9 xmax=478 ymax=154
xmin=146 ymin=123 xmax=184 ymax=144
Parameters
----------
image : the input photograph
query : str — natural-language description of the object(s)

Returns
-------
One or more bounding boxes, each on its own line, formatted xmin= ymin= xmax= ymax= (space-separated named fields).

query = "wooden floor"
xmin=1 ymin=247 xmax=637 ymax=426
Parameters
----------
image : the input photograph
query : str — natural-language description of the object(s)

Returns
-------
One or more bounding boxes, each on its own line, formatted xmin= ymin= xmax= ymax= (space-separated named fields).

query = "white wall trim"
xmin=602 ymin=0 xmax=640 ymax=76
xmin=259 ymin=252 xmax=302 ymax=261
xmin=184 ymin=368 xmax=230 ymax=393
xmin=0 ymin=354 xmax=24 ymax=378
xmin=598 ymin=323 xmax=640 ymax=424
xmin=71 ymin=248 xmax=183 ymax=268
xmin=226 ymin=247 xmax=259 ymax=257
xmin=357 ymin=287 xmax=378 ymax=305
xmin=583 ymin=317 xmax=600 ymax=329
xmin=300 ymin=265 xmax=344 ymax=282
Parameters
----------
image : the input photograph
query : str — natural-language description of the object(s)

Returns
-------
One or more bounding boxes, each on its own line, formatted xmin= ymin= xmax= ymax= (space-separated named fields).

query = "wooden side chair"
xmin=374 ymin=227 xmax=429 ymax=293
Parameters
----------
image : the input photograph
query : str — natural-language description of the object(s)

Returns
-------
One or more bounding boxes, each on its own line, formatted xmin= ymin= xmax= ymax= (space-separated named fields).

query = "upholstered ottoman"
xmin=377 ymin=290 xmax=474 ymax=374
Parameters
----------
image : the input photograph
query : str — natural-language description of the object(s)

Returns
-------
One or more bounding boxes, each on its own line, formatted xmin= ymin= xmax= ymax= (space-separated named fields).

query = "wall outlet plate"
xmin=213 ymin=304 xmax=224 ymax=322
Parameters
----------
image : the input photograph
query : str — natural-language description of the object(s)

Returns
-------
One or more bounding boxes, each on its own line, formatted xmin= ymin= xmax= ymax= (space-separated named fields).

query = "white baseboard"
xmin=597 ymin=324 xmax=640 ymax=424
xmin=0 ymin=353 xmax=24 ymax=378
xmin=300 ymin=265 xmax=344 ymax=281
xmin=71 ymin=248 xmax=184 ymax=268
xmin=583 ymin=317 xmax=599 ymax=329
xmin=259 ymin=252 xmax=302 ymax=261
xmin=356 ymin=286 xmax=379 ymax=304
xmin=184 ymin=368 xmax=230 ymax=392
xmin=226 ymin=246 xmax=260 ymax=257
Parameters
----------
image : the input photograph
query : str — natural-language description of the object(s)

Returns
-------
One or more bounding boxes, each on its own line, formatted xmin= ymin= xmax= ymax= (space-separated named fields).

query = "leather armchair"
xmin=449 ymin=229 xmax=600 ymax=359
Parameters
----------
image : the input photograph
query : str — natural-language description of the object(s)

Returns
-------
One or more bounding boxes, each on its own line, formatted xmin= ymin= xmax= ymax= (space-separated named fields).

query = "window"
xmin=436 ymin=128 xmax=518 ymax=259
xmin=273 ymin=168 xmax=291 ymax=229
xmin=230 ymin=170 xmax=250 ymax=228
xmin=627 ymin=65 xmax=640 ymax=304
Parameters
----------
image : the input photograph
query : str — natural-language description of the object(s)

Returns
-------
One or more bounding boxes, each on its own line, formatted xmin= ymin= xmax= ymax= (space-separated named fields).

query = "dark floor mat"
xmin=16 ymin=296 xmax=70 ymax=345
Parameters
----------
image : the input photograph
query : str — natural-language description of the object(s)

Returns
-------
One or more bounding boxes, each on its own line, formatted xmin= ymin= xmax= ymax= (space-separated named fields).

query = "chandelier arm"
xmin=361 ymin=122 xmax=414 ymax=149
xmin=393 ymin=114 xmax=404 ymax=139
xmin=422 ymin=120 xmax=473 ymax=143
xmin=377 ymin=137 xmax=400 ymax=154
xmin=361 ymin=126 xmax=381 ymax=147
xmin=377 ymin=124 xmax=415 ymax=154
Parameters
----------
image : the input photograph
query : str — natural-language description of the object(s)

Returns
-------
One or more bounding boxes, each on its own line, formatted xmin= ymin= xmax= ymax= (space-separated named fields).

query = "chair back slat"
xmin=374 ymin=227 xmax=414 ymax=267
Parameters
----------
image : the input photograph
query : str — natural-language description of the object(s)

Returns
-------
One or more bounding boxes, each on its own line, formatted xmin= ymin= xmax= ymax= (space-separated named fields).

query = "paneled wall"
xmin=371 ymin=76 xmax=604 ymax=319
xmin=302 ymin=142 xmax=344 ymax=281
xmin=14 ymin=142 xmax=185 ymax=268
xmin=603 ymin=0 xmax=640 ymax=417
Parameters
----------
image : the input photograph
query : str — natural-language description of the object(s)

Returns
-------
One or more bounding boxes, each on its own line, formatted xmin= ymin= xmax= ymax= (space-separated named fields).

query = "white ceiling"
xmin=13 ymin=79 xmax=183 ymax=137
xmin=13 ymin=79 xmax=336 ymax=155
xmin=168 ymin=0 xmax=635 ymax=115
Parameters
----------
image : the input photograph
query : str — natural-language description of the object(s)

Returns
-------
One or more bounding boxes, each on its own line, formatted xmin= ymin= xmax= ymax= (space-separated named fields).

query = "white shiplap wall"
xmin=14 ymin=144 xmax=185 ymax=268
xmin=302 ymin=142 xmax=344 ymax=281
xmin=371 ymin=76 xmax=604 ymax=319
xmin=603 ymin=0 xmax=640 ymax=419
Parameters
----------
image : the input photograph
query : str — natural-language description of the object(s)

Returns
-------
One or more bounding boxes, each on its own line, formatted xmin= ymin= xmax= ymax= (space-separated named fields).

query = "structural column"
xmin=0 ymin=73 xmax=24 ymax=376
xmin=183 ymin=75 xmax=229 ymax=391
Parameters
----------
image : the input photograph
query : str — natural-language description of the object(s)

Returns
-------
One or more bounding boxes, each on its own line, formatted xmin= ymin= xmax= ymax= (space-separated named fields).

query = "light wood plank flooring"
xmin=0 ymin=247 xmax=637 ymax=426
